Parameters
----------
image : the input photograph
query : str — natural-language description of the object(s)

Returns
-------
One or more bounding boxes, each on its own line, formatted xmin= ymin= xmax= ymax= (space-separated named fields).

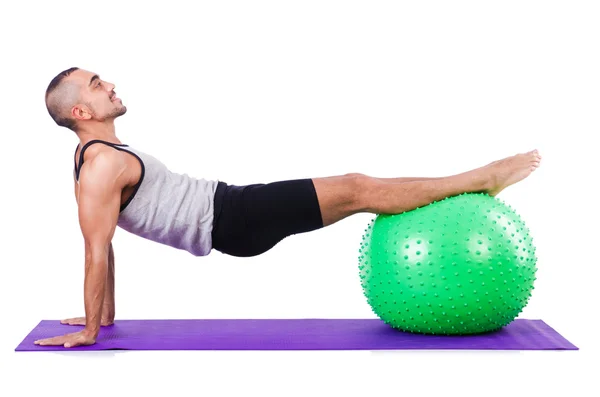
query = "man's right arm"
xmin=77 ymin=163 xmax=116 ymax=323
xmin=63 ymin=157 xmax=117 ymax=327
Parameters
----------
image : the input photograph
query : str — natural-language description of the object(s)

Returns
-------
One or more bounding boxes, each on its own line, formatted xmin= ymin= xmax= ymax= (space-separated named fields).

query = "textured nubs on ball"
xmin=358 ymin=193 xmax=537 ymax=335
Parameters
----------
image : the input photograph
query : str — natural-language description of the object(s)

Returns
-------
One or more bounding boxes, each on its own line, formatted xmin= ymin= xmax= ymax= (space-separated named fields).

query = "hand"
xmin=61 ymin=316 xmax=114 ymax=326
xmin=34 ymin=330 xmax=96 ymax=348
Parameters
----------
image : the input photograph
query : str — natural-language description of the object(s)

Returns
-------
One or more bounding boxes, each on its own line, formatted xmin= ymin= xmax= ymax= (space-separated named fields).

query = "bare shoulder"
xmin=79 ymin=147 xmax=128 ymax=193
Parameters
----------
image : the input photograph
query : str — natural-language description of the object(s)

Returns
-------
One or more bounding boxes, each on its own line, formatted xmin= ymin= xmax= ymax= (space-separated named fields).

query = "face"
xmin=69 ymin=69 xmax=127 ymax=123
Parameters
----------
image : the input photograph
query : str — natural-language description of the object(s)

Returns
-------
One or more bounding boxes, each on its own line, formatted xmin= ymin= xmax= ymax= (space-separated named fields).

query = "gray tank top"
xmin=74 ymin=140 xmax=219 ymax=256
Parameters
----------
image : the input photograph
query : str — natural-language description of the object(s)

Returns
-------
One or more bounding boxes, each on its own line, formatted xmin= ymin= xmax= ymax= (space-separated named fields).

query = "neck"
xmin=76 ymin=122 xmax=123 ymax=146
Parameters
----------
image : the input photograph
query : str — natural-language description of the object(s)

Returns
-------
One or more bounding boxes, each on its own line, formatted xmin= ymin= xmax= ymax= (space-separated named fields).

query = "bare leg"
xmin=375 ymin=176 xmax=440 ymax=183
xmin=312 ymin=150 xmax=542 ymax=226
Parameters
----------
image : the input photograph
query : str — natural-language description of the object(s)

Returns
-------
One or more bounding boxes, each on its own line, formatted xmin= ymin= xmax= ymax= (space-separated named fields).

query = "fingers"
xmin=34 ymin=335 xmax=66 ymax=346
xmin=60 ymin=317 xmax=114 ymax=327
xmin=61 ymin=317 xmax=86 ymax=325
xmin=34 ymin=333 xmax=89 ymax=348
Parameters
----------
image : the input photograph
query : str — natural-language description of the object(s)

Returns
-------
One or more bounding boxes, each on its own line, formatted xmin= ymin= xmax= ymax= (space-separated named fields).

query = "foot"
xmin=484 ymin=150 xmax=542 ymax=196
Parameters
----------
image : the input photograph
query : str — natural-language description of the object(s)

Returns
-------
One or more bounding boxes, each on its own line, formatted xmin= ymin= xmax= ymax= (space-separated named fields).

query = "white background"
xmin=1 ymin=0 xmax=598 ymax=395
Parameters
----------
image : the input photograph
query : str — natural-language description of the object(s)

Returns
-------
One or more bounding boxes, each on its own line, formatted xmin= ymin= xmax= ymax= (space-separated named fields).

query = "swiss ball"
xmin=358 ymin=193 xmax=537 ymax=335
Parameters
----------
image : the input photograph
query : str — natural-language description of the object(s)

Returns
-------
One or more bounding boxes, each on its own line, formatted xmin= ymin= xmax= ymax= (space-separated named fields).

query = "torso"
xmin=73 ymin=142 xmax=142 ymax=209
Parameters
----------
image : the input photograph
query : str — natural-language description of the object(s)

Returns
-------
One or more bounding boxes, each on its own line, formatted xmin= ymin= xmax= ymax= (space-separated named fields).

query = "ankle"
xmin=479 ymin=167 xmax=496 ymax=192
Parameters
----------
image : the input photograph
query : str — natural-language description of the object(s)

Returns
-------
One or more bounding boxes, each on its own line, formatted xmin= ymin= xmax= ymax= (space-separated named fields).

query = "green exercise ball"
xmin=358 ymin=192 xmax=537 ymax=335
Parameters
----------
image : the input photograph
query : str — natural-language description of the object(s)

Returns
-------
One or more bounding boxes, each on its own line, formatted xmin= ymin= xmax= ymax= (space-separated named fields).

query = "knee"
xmin=343 ymin=173 xmax=365 ymax=184
xmin=344 ymin=172 xmax=376 ymax=189
xmin=343 ymin=173 xmax=376 ymax=209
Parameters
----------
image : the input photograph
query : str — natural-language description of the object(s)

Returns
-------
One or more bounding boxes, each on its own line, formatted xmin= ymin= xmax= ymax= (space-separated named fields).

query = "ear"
xmin=71 ymin=104 xmax=92 ymax=121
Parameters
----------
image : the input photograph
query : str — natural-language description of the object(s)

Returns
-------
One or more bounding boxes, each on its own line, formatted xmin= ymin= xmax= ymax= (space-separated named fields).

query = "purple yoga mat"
xmin=15 ymin=318 xmax=577 ymax=351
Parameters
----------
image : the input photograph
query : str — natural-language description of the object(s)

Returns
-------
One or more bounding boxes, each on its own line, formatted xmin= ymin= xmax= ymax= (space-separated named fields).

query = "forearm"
xmin=84 ymin=247 xmax=109 ymax=337
xmin=102 ymin=243 xmax=115 ymax=321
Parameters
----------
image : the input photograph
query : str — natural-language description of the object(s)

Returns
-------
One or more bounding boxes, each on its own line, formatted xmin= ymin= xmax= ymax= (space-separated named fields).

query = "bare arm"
xmin=78 ymin=174 xmax=116 ymax=319
xmin=62 ymin=173 xmax=116 ymax=326
xmin=77 ymin=151 xmax=124 ymax=338
xmin=103 ymin=242 xmax=115 ymax=322
xmin=34 ymin=152 xmax=124 ymax=347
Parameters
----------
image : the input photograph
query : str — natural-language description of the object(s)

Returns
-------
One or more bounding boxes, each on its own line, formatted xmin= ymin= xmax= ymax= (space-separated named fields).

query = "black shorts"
xmin=211 ymin=178 xmax=324 ymax=257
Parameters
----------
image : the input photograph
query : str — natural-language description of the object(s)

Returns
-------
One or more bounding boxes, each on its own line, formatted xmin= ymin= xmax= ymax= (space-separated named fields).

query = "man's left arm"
xmin=103 ymin=242 xmax=115 ymax=323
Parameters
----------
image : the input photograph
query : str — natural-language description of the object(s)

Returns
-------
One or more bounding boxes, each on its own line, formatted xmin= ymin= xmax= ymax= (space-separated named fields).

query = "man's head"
xmin=45 ymin=68 xmax=126 ymax=132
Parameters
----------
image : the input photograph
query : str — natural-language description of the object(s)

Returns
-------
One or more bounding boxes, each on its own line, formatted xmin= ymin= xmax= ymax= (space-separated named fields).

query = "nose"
xmin=106 ymin=82 xmax=116 ymax=91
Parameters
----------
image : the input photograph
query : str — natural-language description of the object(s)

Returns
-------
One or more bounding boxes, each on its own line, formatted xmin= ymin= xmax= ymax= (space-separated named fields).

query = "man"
xmin=34 ymin=67 xmax=542 ymax=348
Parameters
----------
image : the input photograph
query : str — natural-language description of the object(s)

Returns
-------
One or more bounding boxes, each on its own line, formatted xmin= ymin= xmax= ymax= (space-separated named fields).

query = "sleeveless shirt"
xmin=74 ymin=140 xmax=219 ymax=256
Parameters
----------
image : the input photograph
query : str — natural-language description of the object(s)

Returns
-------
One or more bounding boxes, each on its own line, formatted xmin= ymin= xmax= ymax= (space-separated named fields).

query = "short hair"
xmin=45 ymin=67 xmax=80 ymax=131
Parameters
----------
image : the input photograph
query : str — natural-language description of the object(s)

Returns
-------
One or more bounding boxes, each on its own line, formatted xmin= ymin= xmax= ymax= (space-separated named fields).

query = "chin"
xmin=109 ymin=108 xmax=127 ymax=120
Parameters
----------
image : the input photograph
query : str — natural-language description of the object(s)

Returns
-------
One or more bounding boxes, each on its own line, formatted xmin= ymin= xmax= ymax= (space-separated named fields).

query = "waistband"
xmin=212 ymin=181 xmax=228 ymax=229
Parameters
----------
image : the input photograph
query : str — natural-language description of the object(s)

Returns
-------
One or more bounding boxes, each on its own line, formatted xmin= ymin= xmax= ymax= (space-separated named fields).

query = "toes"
xmin=529 ymin=151 xmax=541 ymax=162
